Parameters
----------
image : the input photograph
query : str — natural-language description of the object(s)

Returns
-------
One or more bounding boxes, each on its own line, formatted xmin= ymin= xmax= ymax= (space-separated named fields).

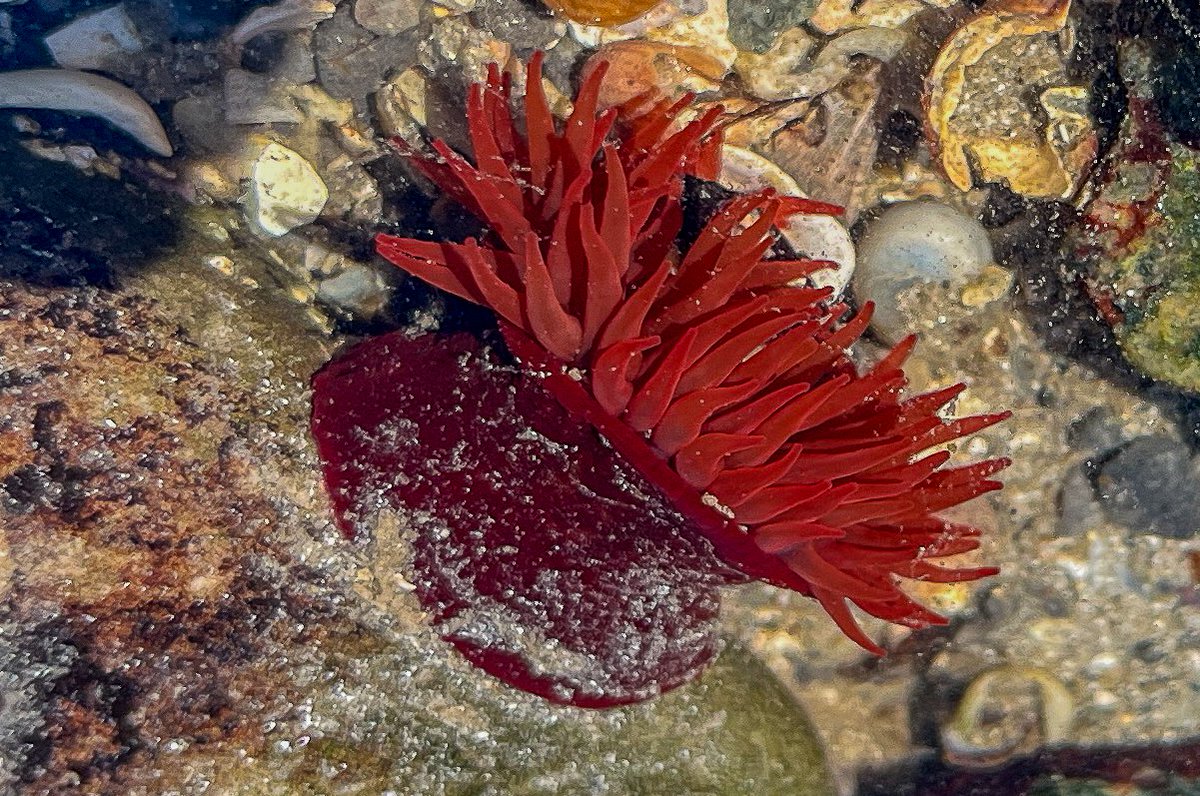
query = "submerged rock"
xmin=852 ymin=200 xmax=995 ymax=341
xmin=244 ymin=141 xmax=329 ymax=236
xmin=1096 ymin=435 xmax=1200 ymax=540
xmin=1075 ymin=44 xmax=1200 ymax=392
xmin=0 ymin=209 xmax=834 ymax=794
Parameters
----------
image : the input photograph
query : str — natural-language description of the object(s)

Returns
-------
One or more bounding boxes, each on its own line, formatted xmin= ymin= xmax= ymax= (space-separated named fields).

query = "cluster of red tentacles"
xmin=372 ymin=53 xmax=1008 ymax=654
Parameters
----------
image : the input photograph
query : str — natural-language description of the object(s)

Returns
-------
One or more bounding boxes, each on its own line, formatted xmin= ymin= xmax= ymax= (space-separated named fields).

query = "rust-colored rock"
xmin=585 ymin=40 xmax=727 ymax=110
xmin=0 ymin=283 xmax=322 ymax=793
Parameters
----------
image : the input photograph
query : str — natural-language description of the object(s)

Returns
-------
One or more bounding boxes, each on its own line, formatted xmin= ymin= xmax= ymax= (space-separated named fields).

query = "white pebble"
xmin=244 ymin=142 xmax=329 ymax=237
xmin=852 ymin=200 xmax=993 ymax=341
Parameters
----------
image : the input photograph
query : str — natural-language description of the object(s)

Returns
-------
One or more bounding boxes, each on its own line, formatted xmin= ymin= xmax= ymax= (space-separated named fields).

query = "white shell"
xmin=0 ymin=68 xmax=171 ymax=156
xmin=717 ymin=145 xmax=856 ymax=298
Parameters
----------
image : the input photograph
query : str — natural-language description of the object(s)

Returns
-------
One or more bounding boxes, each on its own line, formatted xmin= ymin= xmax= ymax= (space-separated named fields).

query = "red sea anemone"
xmin=310 ymin=53 xmax=1009 ymax=707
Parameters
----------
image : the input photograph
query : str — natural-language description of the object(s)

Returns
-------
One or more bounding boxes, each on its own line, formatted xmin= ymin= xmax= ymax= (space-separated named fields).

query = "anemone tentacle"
xmin=375 ymin=52 xmax=1008 ymax=652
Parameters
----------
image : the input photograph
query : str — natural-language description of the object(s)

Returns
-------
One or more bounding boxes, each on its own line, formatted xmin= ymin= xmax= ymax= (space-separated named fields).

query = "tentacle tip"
xmin=857 ymin=636 xmax=887 ymax=656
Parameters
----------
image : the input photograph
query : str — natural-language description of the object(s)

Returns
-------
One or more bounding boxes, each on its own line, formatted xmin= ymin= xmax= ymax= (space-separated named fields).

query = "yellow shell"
xmin=925 ymin=0 xmax=1096 ymax=200
xmin=543 ymin=0 xmax=663 ymax=26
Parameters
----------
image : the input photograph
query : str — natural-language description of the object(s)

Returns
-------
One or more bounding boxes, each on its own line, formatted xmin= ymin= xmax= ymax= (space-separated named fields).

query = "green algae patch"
xmin=1120 ymin=282 xmax=1200 ymax=390
xmin=1085 ymin=146 xmax=1200 ymax=392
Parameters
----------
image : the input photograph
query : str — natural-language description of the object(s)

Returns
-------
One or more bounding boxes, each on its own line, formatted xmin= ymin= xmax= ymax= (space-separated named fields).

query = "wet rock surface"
xmin=3 ymin=0 xmax=1200 ymax=793
xmin=0 ymin=244 xmax=832 ymax=794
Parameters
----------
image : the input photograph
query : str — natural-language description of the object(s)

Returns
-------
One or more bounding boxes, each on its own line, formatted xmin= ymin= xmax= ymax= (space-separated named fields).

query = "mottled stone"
xmin=44 ymin=3 xmax=145 ymax=71
xmin=313 ymin=4 xmax=421 ymax=98
xmin=354 ymin=0 xmax=423 ymax=35
xmin=471 ymin=0 xmax=564 ymax=51
xmin=0 ymin=208 xmax=833 ymax=794
xmin=1096 ymin=435 xmax=1200 ymax=539
xmin=223 ymin=69 xmax=305 ymax=124
xmin=727 ymin=0 xmax=817 ymax=53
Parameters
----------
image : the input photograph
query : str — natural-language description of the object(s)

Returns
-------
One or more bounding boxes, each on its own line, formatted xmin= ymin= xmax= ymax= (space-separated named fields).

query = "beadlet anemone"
xmin=311 ymin=53 xmax=1009 ymax=708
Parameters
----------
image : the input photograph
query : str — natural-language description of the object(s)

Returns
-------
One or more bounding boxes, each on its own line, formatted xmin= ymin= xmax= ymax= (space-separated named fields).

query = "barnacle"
xmin=312 ymin=53 xmax=1008 ymax=706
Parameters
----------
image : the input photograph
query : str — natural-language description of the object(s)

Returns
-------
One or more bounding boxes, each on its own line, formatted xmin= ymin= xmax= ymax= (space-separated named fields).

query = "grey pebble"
xmin=314 ymin=4 xmax=420 ymax=99
xmin=470 ymin=0 xmax=562 ymax=52
xmin=1095 ymin=434 xmax=1200 ymax=539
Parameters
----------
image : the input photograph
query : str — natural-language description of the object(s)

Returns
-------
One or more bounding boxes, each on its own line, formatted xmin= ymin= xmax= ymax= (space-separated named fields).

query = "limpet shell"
xmin=942 ymin=666 xmax=1073 ymax=768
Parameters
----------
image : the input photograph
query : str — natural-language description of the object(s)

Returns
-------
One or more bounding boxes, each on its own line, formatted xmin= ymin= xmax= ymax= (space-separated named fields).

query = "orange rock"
xmin=543 ymin=0 xmax=664 ymax=26
xmin=584 ymin=40 xmax=728 ymax=110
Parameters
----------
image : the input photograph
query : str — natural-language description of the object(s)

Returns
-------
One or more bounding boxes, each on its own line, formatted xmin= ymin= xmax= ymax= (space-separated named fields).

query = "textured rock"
xmin=471 ymin=0 xmax=564 ymax=51
xmin=0 ymin=207 xmax=833 ymax=793
xmin=244 ymin=142 xmax=329 ymax=236
xmin=313 ymin=4 xmax=421 ymax=98
xmin=44 ymin=3 xmax=145 ymax=71
xmin=727 ymin=0 xmax=817 ymax=53
xmin=353 ymin=0 xmax=422 ymax=35
xmin=1096 ymin=435 xmax=1200 ymax=539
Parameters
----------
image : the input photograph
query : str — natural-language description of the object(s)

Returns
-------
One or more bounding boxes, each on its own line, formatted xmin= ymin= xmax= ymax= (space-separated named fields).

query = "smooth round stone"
xmin=852 ymin=200 xmax=993 ymax=342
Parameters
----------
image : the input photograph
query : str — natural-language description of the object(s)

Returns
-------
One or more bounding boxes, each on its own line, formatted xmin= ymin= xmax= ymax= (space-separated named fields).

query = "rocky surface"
xmin=2 ymin=0 xmax=1200 ymax=794
xmin=0 ymin=217 xmax=832 ymax=794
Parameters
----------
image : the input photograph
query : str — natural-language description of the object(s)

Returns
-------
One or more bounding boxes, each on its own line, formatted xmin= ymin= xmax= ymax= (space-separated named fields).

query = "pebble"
xmin=44 ymin=3 xmax=145 ymax=71
xmin=223 ymin=69 xmax=305 ymax=125
xmin=172 ymin=91 xmax=239 ymax=153
xmin=473 ymin=0 xmax=566 ymax=51
xmin=321 ymin=154 xmax=383 ymax=226
xmin=376 ymin=67 xmax=427 ymax=140
xmin=317 ymin=264 xmax=391 ymax=319
xmin=852 ymin=200 xmax=993 ymax=341
xmin=314 ymin=4 xmax=421 ymax=99
xmin=353 ymin=0 xmax=423 ymax=35
xmin=1095 ymin=435 xmax=1200 ymax=540
xmin=243 ymin=142 xmax=329 ymax=236
xmin=727 ymin=0 xmax=817 ymax=53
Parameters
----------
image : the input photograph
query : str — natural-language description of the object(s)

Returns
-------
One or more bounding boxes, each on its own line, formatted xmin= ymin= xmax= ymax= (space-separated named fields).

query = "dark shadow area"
xmin=0 ymin=126 xmax=180 ymax=287
xmin=0 ymin=0 xmax=258 ymax=71
xmin=857 ymin=738 xmax=1200 ymax=795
